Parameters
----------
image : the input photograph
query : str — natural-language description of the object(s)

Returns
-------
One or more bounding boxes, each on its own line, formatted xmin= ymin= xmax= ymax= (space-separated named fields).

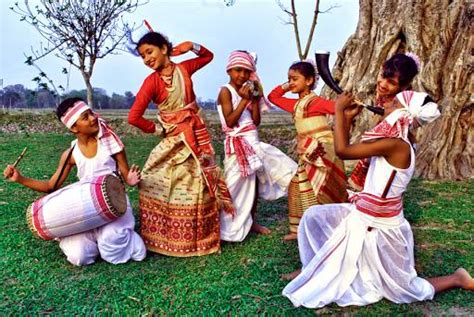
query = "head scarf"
xmin=60 ymin=100 xmax=91 ymax=129
xmin=362 ymin=90 xmax=440 ymax=142
xmin=396 ymin=90 xmax=441 ymax=126
xmin=226 ymin=51 xmax=256 ymax=72
xmin=60 ymin=100 xmax=124 ymax=155
xmin=226 ymin=51 xmax=271 ymax=111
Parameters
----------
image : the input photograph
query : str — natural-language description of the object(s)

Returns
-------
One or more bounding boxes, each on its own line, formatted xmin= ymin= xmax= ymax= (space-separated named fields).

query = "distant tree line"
xmin=0 ymin=84 xmax=216 ymax=110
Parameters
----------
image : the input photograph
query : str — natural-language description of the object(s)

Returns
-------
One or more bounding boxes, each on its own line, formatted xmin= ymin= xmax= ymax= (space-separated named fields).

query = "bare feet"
xmin=251 ymin=222 xmax=271 ymax=235
xmin=281 ymin=269 xmax=301 ymax=281
xmin=455 ymin=268 xmax=474 ymax=290
xmin=283 ymin=232 xmax=298 ymax=241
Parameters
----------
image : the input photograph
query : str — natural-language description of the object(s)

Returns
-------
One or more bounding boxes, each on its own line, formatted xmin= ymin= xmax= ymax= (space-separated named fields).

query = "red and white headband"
xmin=226 ymin=51 xmax=257 ymax=72
xmin=61 ymin=101 xmax=91 ymax=128
xmin=396 ymin=91 xmax=440 ymax=126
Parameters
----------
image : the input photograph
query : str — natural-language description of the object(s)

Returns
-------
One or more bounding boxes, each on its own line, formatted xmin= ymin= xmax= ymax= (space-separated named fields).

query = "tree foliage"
xmin=11 ymin=0 xmax=147 ymax=107
xmin=0 ymin=84 xmax=136 ymax=109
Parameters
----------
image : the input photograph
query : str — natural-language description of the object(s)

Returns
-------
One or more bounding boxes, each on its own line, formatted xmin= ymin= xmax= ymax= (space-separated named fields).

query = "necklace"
xmin=159 ymin=63 xmax=175 ymax=87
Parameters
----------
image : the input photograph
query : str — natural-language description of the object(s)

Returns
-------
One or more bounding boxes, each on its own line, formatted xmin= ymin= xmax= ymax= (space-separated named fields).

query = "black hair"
xmin=289 ymin=61 xmax=317 ymax=90
xmin=382 ymin=54 xmax=419 ymax=88
xmin=422 ymin=95 xmax=434 ymax=106
xmin=56 ymin=97 xmax=84 ymax=120
xmin=136 ymin=32 xmax=173 ymax=56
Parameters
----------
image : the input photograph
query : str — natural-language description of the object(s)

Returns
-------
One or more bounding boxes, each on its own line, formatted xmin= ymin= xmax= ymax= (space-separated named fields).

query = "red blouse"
xmin=128 ymin=45 xmax=213 ymax=133
xmin=267 ymin=85 xmax=335 ymax=117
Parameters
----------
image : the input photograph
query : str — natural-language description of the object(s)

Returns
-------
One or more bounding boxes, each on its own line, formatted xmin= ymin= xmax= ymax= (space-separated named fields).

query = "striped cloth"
xmin=97 ymin=117 xmax=124 ymax=156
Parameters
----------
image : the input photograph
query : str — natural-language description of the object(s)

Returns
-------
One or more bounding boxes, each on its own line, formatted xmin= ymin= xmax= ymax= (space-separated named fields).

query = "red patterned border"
xmin=91 ymin=175 xmax=117 ymax=221
xmin=32 ymin=197 xmax=53 ymax=240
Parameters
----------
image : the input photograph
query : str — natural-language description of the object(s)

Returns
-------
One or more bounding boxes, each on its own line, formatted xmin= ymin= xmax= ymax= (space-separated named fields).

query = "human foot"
xmin=283 ymin=232 xmax=298 ymax=241
xmin=455 ymin=268 xmax=474 ymax=290
xmin=251 ymin=223 xmax=271 ymax=235
xmin=281 ymin=269 xmax=301 ymax=281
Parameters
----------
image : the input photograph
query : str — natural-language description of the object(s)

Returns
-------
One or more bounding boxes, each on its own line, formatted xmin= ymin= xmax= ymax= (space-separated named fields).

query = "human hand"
xmin=253 ymin=81 xmax=263 ymax=100
xmin=126 ymin=164 xmax=141 ymax=186
xmin=170 ymin=41 xmax=193 ymax=56
xmin=344 ymin=104 xmax=362 ymax=121
xmin=335 ymin=92 xmax=356 ymax=112
xmin=3 ymin=165 xmax=20 ymax=182
xmin=281 ymin=82 xmax=290 ymax=91
xmin=238 ymin=83 xmax=252 ymax=100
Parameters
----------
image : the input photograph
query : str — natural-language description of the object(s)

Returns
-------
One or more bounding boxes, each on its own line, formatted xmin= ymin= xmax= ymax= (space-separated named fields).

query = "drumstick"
xmin=4 ymin=147 xmax=27 ymax=179
xmin=12 ymin=147 xmax=28 ymax=168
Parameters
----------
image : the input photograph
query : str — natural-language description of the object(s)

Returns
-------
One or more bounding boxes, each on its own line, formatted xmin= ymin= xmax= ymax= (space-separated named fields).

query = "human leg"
xmin=428 ymin=268 xmax=474 ymax=293
xmin=96 ymin=203 xmax=146 ymax=264
xmin=59 ymin=231 xmax=99 ymax=266
xmin=250 ymin=180 xmax=271 ymax=235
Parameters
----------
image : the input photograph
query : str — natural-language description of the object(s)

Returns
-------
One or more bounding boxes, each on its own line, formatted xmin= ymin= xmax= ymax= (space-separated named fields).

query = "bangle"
xmin=192 ymin=43 xmax=201 ymax=55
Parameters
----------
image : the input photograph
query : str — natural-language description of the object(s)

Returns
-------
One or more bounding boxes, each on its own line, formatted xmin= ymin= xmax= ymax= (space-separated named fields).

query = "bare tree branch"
xmin=302 ymin=0 xmax=321 ymax=60
xmin=11 ymin=0 xmax=148 ymax=107
xmin=319 ymin=4 xmax=341 ymax=14
xmin=289 ymin=0 xmax=303 ymax=60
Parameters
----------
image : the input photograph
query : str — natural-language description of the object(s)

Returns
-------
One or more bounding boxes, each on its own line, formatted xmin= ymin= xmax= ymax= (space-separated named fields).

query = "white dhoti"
xmin=220 ymin=126 xmax=297 ymax=242
xmin=59 ymin=199 xmax=146 ymax=266
xmin=282 ymin=203 xmax=435 ymax=308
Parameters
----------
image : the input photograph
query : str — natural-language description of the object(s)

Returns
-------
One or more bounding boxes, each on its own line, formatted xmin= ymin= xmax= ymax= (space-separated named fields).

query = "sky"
xmin=0 ymin=0 xmax=359 ymax=100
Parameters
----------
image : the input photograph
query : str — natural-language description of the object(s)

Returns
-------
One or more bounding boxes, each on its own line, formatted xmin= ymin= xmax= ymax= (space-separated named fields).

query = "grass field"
xmin=0 ymin=115 xmax=473 ymax=315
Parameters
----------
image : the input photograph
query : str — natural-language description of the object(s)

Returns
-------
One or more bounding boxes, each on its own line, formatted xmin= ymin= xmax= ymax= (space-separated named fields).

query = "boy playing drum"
xmin=3 ymin=98 xmax=146 ymax=266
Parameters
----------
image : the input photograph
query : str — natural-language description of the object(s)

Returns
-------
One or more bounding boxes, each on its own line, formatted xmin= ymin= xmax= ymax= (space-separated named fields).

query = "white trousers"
xmin=58 ymin=201 xmax=146 ymax=266
xmin=282 ymin=203 xmax=435 ymax=308
xmin=220 ymin=140 xmax=297 ymax=242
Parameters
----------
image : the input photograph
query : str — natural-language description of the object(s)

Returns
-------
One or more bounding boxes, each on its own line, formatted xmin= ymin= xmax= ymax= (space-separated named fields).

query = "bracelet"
xmin=281 ymin=82 xmax=290 ymax=90
xmin=192 ymin=43 xmax=201 ymax=55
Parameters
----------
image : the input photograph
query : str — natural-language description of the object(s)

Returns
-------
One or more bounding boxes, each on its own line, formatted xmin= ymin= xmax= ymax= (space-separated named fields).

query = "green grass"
xmin=0 ymin=132 xmax=473 ymax=315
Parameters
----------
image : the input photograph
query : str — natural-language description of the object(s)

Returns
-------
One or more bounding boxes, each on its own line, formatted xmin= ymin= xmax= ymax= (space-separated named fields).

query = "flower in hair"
xmin=125 ymin=20 xmax=155 ymax=57
xmin=302 ymin=58 xmax=320 ymax=88
xmin=405 ymin=52 xmax=421 ymax=71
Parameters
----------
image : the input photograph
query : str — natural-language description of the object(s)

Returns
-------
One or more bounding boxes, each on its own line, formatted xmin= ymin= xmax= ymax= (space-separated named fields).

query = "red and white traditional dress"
xmin=268 ymin=86 xmax=348 ymax=234
xmin=282 ymin=107 xmax=437 ymax=308
xmin=128 ymin=44 xmax=235 ymax=256
xmin=218 ymin=84 xmax=297 ymax=242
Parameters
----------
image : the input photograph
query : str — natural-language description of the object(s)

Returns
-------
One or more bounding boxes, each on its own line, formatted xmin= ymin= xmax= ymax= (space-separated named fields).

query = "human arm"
xmin=113 ymin=151 xmax=141 ymax=186
xmin=334 ymin=92 xmax=411 ymax=167
xmin=3 ymin=148 xmax=75 ymax=193
xmin=128 ymin=76 xmax=158 ymax=133
xmin=267 ymin=84 xmax=297 ymax=113
xmin=218 ymin=85 xmax=253 ymax=128
xmin=175 ymin=42 xmax=214 ymax=76
xmin=306 ymin=97 xmax=336 ymax=116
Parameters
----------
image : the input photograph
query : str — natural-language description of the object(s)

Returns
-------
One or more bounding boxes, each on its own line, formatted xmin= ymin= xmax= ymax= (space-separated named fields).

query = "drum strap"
xmin=50 ymin=145 xmax=75 ymax=193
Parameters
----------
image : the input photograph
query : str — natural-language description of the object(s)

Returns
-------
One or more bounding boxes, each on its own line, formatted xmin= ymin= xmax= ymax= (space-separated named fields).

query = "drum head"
xmin=103 ymin=175 xmax=127 ymax=216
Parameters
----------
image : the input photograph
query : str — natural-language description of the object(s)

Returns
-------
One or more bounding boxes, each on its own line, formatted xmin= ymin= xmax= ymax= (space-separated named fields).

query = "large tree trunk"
xmin=320 ymin=0 xmax=473 ymax=180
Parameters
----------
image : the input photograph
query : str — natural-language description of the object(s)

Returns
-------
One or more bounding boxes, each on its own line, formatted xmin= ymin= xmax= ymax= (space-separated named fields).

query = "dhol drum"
xmin=26 ymin=174 xmax=127 ymax=240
